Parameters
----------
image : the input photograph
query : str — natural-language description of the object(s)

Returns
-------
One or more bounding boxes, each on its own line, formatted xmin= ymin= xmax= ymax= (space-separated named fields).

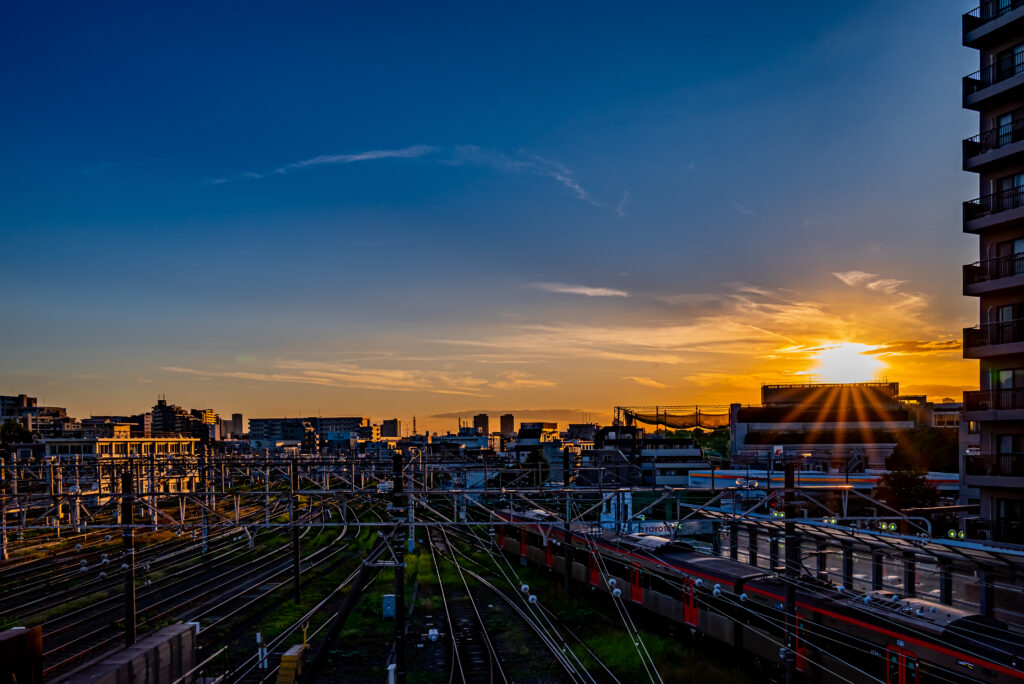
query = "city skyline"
xmin=1 ymin=2 xmax=978 ymax=431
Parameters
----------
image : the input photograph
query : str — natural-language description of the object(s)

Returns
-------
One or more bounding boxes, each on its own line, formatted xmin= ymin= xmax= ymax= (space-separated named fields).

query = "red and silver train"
xmin=494 ymin=509 xmax=1024 ymax=684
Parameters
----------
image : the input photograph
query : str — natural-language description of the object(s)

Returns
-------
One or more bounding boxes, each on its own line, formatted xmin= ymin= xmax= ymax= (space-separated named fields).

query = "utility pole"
xmin=1 ymin=456 xmax=7 ymax=562
xmin=122 ymin=468 xmax=136 ymax=647
xmin=291 ymin=456 xmax=301 ymax=603
xmin=783 ymin=460 xmax=797 ymax=684
xmin=200 ymin=450 xmax=208 ymax=554
xmin=562 ymin=448 xmax=572 ymax=596
xmin=391 ymin=451 xmax=406 ymax=684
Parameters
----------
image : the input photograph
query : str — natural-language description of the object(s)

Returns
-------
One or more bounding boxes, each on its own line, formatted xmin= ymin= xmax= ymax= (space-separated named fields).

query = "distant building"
xmin=81 ymin=416 xmax=150 ymax=438
xmin=0 ymin=394 xmax=36 ymax=423
xmin=229 ymin=413 xmax=244 ymax=438
xmin=472 ymin=413 xmax=489 ymax=435
xmin=16 ymin=404 xmax=78 ymax=437
xmin=594 ymin=425 xmax=704 ymax=486
xmin=249 ymin=418 xmax=314 ymax=442
xmin=250 ymin=415 xmax=375 ymax=450
xmin=516 ymin=422 xmax=559 ymax=446
xmin=730 ymin=382 xmax=919 ymax=472
xmin=500 ymin=413 xmax=515 ymax=436
xmin=381 ymin=418 xmax=402 ymax=438
xmin=151 ymin=399 xmax=208 ymax=438
xmin=433 ymin=426 xmax=489 ymax=450
xmin=566 ymin=423 xmax=598 ymax=441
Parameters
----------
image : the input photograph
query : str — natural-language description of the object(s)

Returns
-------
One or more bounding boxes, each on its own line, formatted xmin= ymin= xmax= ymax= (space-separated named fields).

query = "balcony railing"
xmin=964 ymin=111 xmax=1024 ymax=158
xmin=964 ymin=186 xmax=1024 ymax=222
xmin=964 ymin=51 xmax=1024 ymax=96
xmin=965 ymin=453 xmax=1024 ymax=477
xmin=964 ymin=319 xmax=1024 ymax=351
xmin=964 ymin=253 xmax=1024 ymax=285
xmin=964 ymin=387 xmax=1024 ymax=410
xmin=965 ymin=0 xmax=1024 ymax=26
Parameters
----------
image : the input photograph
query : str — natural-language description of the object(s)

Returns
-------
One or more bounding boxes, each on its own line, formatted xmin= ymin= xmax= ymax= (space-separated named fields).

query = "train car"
xmin=492 ymin=510 xmax=1024 ymax=684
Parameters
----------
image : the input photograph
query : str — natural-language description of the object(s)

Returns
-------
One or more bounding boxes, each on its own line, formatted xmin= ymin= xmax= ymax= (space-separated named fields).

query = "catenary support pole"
xmin=783 ymin=461 xmax=797 ymax=684
xmin=122 ymin=469 xmax=136 ymax=647
xmin=291 ymin=456 xmax=301 ymax=604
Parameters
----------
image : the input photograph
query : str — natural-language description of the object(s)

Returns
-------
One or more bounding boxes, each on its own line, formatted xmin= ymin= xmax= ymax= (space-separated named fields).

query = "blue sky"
xmin=0 ymin=2 xmax=982 ymax=428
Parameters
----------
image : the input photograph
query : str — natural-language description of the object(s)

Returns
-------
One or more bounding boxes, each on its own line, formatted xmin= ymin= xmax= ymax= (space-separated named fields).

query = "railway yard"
xmin=1 ymin=452 xmax=1024 ymax=683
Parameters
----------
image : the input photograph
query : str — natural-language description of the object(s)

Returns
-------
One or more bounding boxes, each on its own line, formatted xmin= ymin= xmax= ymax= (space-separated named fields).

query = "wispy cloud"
xmin=449 ymin=145 xmax=599 ymax=206
xmin=865 ymin=278 xmax=908 ymax=294
xmin=491 ymin=370 xmax=556 ymax=390
xmin=160 ymin=360 xmax=490 ymax=397
xmin=833 ymin=270 xmax=878 ymax=287
xmin=832 ymin=270 xmax=925 ymax=312
xmin=205 ymin=144 xmax=615 ymax=211
xmin=532 ymin=282 xmax=629 ymax=298
xmin=276 ymin=145 xmax=437 ymax=174
xmin=616 ymin=191 xmax=631 ymax=218
xmin=207 ymin=145 xmax=437 ymax=184
xmin=733 ymin=202 xmax=754 ymax=215
xmin=623 ymin=376 xmax=668 ymax=389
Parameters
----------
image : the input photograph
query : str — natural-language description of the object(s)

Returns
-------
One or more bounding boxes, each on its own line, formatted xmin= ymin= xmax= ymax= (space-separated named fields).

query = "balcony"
xmin=964 ymin=454 xmax=1024 ymax=492
xmin=964 ymin=254 xmax=1024 ymax=295
xmin=963 ymin=389 xmax=1024 ymax=423
xmin=963 ymin=114 xmax=1024 ymax=172
xmin=963 ymin=187 xmax=1024 ymax=233
xmin=966 ymin=453 xmax=1024 ymax=476
xmin=963 ymin=320 xmax=1024 ymax=358
xmin=964 ymin=1 xmax=1024 ymax=48
xmin=963 ymin=58 xmax=1024 ymax=110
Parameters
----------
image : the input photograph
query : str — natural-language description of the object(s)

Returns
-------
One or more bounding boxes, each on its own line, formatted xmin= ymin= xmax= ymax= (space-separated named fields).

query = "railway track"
xmin=0 ymin=501 xmax=283 ymax=619
xmin=220 ymin=507 xmax=388 ymax=684
xmin=429 ymin=524 xmax=592 ymax=683
xmin=428 ymin=527 xmax=507 ymax=684
xmin=40 ymin=499 xmax=330 ymax=679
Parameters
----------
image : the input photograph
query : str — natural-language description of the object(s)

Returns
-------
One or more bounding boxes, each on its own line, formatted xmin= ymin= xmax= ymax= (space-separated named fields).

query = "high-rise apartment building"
xmin=472 ymin=413 xmax=489 ymax=435
xmin=962 ymin=3 xmax=1024 ymax=543
xmin=381 ymin=418 xmax=401 ymax=438
xmin=500 ymin=413 xmax=514 ymax=436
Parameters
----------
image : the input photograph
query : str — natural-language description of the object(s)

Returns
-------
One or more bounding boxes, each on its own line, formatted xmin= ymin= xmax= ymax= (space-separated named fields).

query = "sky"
xmin=0 ymin=2 xmax=982 ymax=432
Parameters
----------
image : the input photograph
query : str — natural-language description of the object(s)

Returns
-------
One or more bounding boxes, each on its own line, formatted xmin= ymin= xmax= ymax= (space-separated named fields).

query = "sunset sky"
xmin=0 ymin=2 xmax=980 ymax=431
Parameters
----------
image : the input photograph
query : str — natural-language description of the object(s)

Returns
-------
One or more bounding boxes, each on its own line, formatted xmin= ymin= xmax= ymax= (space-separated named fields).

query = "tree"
xmin=0 ymin=420 xmax=32 ymax=449
xmin=887 ymin=428 xmax=958 ymax=473
xmin=873 ymin=469 xmax=939 ymax=511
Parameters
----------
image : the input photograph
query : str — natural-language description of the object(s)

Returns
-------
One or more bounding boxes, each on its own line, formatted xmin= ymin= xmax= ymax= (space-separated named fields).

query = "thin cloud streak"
xmin=205 ymin=144 xmax=617 ymax=211
xmin=532 ymin=282 xmax=629 ymax=298
xmin=276 ymin=145 xmax=437 ymax=174
xmin=616 ymin=190 xmax=631 ymax=218
xmin=449 ymin=145 xmax=600 ymax=206
xmin=623 ymin=376 xmax=668 ymax=389
xmin=160 ymin=361 xmax=491 ymax=397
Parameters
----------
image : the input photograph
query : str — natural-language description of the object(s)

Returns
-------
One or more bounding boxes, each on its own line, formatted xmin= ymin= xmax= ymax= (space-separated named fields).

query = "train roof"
xmin=659 ymin=549 xmax=767 ymax=583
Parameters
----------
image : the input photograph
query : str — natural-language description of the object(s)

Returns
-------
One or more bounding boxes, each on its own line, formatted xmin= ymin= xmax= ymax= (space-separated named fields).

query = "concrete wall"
xmin=58 ymin=623 xmax=196 ymax=684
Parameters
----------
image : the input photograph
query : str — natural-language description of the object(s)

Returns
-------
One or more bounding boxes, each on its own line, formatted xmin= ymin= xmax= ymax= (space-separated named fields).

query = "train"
xmin=493 ymin=509 xmax=1024 ymax=684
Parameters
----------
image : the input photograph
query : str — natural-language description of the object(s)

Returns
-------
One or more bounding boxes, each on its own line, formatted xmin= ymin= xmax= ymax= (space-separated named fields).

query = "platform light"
xmin=958 ymin=531 xmax=965 ymax=540
xmin=948 ymin=529 xmax=957 ymax=539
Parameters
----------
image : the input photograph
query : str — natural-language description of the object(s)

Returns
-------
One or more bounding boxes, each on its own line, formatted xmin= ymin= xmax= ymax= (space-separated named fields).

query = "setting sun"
xmin=810 ymin=342 xmax=885 ymax=383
